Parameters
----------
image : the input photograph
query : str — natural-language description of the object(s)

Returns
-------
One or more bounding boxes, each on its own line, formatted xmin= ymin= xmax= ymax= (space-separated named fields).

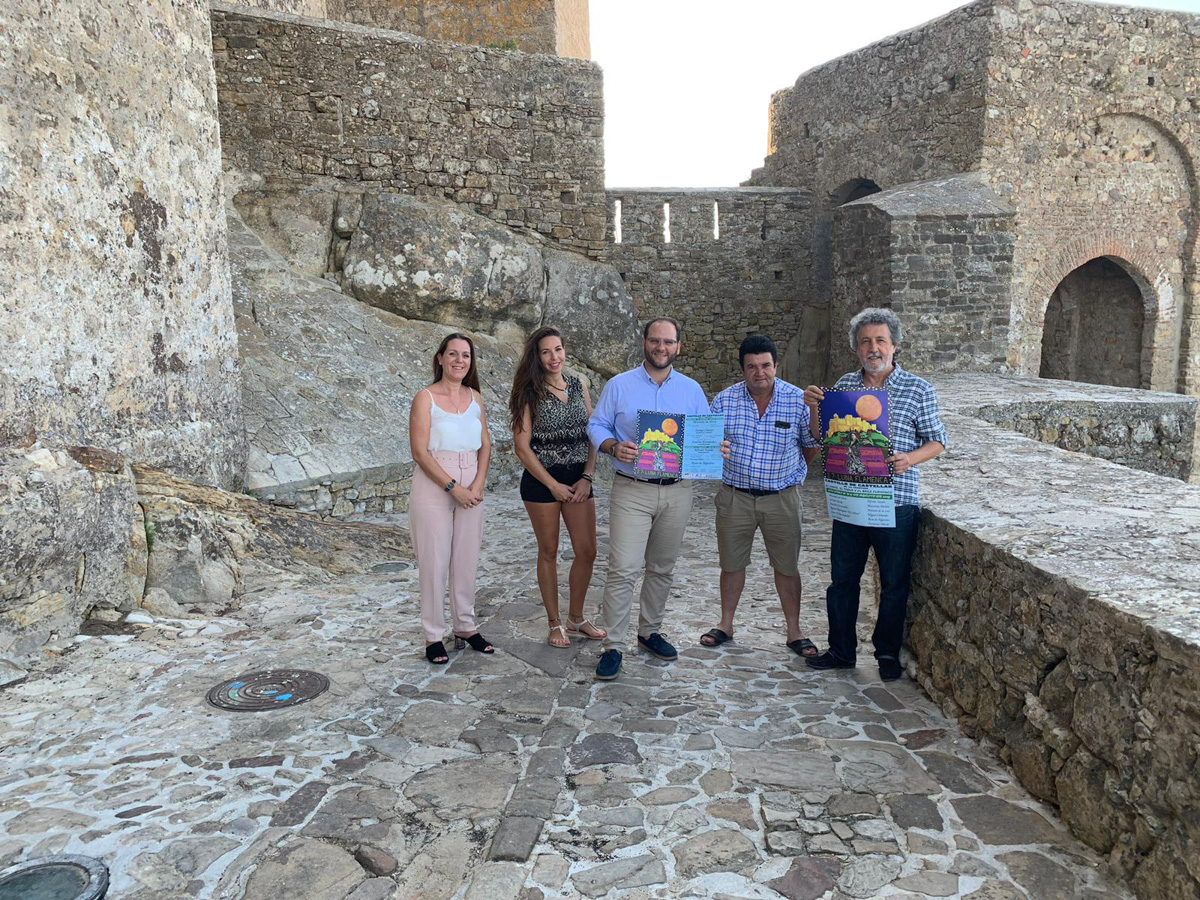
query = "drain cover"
xmin=206 ymin=669 xmax=330 ymax=712
xmin=0 ymin=855 xmax=108 ymax=900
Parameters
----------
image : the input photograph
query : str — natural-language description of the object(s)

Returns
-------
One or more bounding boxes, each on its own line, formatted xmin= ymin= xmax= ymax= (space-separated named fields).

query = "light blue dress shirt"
xmin=588 ymin=365 xmax=711 ymax=478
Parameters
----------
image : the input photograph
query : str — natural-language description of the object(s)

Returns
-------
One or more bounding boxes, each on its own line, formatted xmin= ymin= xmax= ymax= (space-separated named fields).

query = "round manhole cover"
xmin=206 ymin=669 xmax=330 ymax=712
xmin=0 ymin=855 xmax=108 ymax=900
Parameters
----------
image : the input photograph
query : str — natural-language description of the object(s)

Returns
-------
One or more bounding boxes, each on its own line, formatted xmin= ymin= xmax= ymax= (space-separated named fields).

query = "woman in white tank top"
xmin=408 ymin=333 xmax=494 ymax=664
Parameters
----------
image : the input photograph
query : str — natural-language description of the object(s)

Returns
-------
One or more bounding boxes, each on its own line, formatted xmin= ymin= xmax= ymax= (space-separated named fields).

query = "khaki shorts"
xmin=714 ymin=483 xmax=802 ymax=576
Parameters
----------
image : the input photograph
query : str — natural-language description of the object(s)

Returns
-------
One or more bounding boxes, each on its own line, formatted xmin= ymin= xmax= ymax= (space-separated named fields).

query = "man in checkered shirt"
xmin=803 ymin=308 xmax=947 ymax=682
xmin=699 ymin=334 xmax=824 ymax=659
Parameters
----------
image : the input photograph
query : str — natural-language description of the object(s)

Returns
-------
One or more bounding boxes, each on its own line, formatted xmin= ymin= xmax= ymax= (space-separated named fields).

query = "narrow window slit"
xmin=663 ymin=201 xmax=671 ymax=243
xmin=613 ymin=198 xmax=622 ymax=244
xmin=712 ymin=200 xmax=720 ymax=240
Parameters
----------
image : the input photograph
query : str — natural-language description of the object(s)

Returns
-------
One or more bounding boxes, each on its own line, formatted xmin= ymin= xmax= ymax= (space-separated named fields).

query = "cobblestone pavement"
xmin=0 ymin=482 xmax=1131 ymax=900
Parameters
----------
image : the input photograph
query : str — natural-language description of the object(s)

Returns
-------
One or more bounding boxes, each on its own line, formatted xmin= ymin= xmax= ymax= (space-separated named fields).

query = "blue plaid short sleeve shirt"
xmin=713 ymin=379 xmax=820 ymax=491
xmin=832 ymin=365 xmax=948 ymax=506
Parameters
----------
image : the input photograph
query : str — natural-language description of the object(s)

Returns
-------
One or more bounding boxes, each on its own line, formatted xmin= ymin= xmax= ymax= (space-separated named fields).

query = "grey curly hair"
xmin=848 ymin=307 xmax=902 ymax=350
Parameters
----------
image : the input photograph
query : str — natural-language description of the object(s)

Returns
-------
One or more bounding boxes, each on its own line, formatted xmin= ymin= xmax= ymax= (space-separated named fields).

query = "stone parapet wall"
xmin=907 ymin=376 xmax=1200 ymax=900
xmin=1 ymin=0 xmax=245 ymax=488
xmin=211 ymin=4 xmax=606 ymax=257
xmin=971 ymin=402 xmax=1193 ymax=481
xmin=605 ymin=188 xmax=812 ymax=393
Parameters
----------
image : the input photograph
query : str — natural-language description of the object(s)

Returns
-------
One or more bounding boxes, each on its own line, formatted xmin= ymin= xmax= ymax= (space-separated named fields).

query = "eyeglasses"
xmin=645 ymin=338 xmax=679 ymax=347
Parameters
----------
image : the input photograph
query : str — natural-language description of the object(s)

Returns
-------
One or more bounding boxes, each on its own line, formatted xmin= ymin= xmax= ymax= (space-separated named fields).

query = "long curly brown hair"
xmin=509 ymin=326 xmax=564 ymax=433
xmin=432 ymin=332 xmax=481 ymax=392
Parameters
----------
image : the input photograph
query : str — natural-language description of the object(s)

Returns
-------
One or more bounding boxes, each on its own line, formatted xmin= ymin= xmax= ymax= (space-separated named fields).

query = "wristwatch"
xmin=444 ymin=479 xmax=456 ymax=492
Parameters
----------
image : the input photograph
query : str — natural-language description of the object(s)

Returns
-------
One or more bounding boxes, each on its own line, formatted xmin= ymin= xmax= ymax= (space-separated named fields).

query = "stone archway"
xmin=1039 ymin=256 xmax=1149 ymax=388
xmin=829 ymin=178 xmax=882 ymax=207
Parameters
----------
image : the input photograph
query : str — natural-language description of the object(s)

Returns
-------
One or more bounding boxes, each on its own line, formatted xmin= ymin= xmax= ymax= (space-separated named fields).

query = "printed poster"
xmin=818 ymin=390 xmax=895 ymax=527
xmin=634 ymin=411 xmax=725 ymax=480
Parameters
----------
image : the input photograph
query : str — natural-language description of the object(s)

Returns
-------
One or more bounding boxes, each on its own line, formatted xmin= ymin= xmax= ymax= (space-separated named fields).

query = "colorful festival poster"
xmin=679 ymin=414 xmax=725 ymax=480
xmin=634 ymin=411 xmax=725 ymax=480
xmin=818 ymin=390 xmax=895 ymax=527
xmin=636 ymin=411 xmax=685 ymax=476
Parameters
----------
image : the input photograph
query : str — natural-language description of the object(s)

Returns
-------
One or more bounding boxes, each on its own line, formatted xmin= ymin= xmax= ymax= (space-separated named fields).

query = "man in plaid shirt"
xmin=803 ymin=308 xmax=947 ymax=682
xmin=700 ymin=335 xmax=824 ymax=658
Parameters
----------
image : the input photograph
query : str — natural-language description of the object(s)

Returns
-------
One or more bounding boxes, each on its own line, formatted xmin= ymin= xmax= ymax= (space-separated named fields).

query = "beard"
xmin=644 ymin=349 xmax=678 ymax=371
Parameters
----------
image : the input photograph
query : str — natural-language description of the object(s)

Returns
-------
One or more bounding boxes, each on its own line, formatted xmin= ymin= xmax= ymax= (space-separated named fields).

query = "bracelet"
xmin=581 ymin=473 xmax=594 ymax=482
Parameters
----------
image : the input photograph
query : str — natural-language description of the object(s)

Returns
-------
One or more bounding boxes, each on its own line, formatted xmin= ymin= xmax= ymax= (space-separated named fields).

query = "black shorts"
xmin=520 ymin=462 xmax=595 ymax=503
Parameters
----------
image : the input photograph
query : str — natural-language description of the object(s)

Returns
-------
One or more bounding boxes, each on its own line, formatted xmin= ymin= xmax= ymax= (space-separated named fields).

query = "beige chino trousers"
xmin=601 ymin=476 xmax=694 ymax=653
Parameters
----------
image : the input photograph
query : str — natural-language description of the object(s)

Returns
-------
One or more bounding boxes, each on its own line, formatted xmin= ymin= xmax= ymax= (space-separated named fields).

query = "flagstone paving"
xmin=0 ymin=481 xmax=1131 ymax=899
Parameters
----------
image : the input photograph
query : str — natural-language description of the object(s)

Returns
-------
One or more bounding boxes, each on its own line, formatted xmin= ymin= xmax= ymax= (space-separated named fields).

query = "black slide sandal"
xmin=700 ymin=628 xmax=732 ymax=647
xmin=455 ymin=633 xmax=494 ymax=654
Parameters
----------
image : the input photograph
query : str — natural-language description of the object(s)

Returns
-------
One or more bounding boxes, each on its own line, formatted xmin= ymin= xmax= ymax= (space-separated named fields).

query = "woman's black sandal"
xmin=425 ymin=641 xmax=449 ymax=664
xmin=454 ymin=633 xmax=494 ymax=654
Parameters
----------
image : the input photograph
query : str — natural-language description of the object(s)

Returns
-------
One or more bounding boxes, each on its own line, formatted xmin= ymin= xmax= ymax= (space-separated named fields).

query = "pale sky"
xmin=591 ymin=0 xmax=1200 ymax=187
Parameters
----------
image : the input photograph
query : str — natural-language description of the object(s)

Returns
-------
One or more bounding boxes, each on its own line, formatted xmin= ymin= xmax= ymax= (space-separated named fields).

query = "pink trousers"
xmin=409 ymin=451 xmax=484 ymax=643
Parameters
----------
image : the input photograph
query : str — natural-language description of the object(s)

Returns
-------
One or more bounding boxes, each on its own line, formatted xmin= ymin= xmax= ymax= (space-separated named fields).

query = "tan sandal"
xmin=566 ymin=616 xmax=607 ymax=641
xmin=548 ymin=619 xmax=571 ymax=648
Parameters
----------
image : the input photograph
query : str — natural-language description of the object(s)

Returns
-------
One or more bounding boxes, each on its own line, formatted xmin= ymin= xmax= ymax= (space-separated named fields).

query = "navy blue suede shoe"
xmin=878 ymin=656 xmax=903 ymax=681
xmin=595 ymin=649 xmax=622 ymax=681
xmin=637 ymin=632 xmax=677 ymax=661
xmin=805 ymin=650 xmax=856 ymax=670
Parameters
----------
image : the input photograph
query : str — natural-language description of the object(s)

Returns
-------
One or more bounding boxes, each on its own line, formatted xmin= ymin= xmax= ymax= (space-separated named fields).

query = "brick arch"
xmin=1090 ymin=109 xmax=1199 ymax=394
xmin=1028 ymin=234 xmax=1169 ymax=389
xmin=1029 ymin=233 xmax=1166 ymax=325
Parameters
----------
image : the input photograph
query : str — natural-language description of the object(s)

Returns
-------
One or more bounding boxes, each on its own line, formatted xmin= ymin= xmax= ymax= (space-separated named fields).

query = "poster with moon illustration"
xmin=633 ymin=411 xmax=726 ymax=479
xmin=817 ymin=389 xmax=896 ymax=527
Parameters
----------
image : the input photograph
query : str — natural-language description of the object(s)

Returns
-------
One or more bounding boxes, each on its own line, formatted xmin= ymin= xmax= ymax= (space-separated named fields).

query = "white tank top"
xmin=426 ymin=389 xmax=483 ymax=452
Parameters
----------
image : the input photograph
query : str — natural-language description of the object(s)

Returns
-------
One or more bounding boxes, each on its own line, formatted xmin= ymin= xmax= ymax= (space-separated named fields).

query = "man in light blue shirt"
xmin=588 ymin=317 xmax=711 ymax=681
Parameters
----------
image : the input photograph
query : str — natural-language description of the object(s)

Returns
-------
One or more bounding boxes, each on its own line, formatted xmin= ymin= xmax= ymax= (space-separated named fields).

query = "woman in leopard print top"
xmin=509 ymin=327 xmax=607 ymax=648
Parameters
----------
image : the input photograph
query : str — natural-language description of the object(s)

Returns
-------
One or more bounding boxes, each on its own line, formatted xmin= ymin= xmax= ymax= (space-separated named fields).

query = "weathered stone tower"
xmin=1 ymin=0 xmax=246 ymax=489
xmin=748 ymin=0 xmax=1199 ymax=398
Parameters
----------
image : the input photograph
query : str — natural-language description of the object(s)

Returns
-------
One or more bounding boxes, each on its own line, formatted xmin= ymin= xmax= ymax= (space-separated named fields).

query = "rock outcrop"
xmin=344 ymin=192 xmax=546 ymax=344
xmin=0 ymin=444 xmax=411 ymax=664
xmin=0 ymin=447 xmax=141 ymax=659
xmin=230 ymin=181 xmax=638 ymax=516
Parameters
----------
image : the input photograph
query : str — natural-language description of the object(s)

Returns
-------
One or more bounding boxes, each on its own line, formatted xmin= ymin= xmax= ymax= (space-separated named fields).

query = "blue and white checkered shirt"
xmin=713 ymin=379 xmax=820 ymax=491
xmin=832 ymin=365 xmax=948 ymax=507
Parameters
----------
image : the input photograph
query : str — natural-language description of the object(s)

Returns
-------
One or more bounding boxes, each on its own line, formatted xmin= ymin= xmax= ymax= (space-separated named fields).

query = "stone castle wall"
xmin=981 ymin=0 xmax=1199 ymax=389
xmin=605 ymin=188 xmax=812 ymax=393
xmin=211 ymin=4 xmax=606 ymax=257
xmin=912 ymin=376 xmax=1200 ymax=900
xmin=749 ymin=0 xmax=1200 ymax=399
xmin=231 ymin=0 xmax=590 ymax=57
xmin=748 ymin=1 xmax=991 ymax=202
xmin=0 ymin=0 xmax=245 ymax=488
